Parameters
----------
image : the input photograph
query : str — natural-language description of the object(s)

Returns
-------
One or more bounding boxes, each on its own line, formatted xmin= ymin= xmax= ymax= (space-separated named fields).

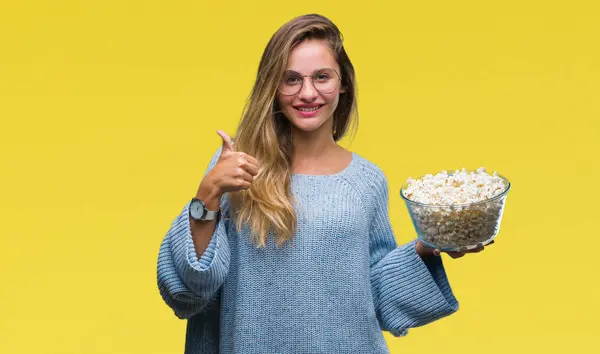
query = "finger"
xmin=217 ymin=130 xmax=235 ymax=152
xmin=235 ymin=153 xmax=260 ymax=175
xmin=468 ymin=244 xmax=485 ymax=253
xmin=237 ymin=168 xmax=254 ymax=183
xmin=243 ymin=161 xmax=260 ymax=176
xmin=433 ymin=249 xmax=441 ymax=257
xmin=238 ymin=180 xmax=252 ymax=190
xmin=239 ymin=154 xmax=261 ymax=176
xmin=447 ymin=251 xmax=466 ymax=259
xmin=244 ymin=155 xmax=261 ymax=169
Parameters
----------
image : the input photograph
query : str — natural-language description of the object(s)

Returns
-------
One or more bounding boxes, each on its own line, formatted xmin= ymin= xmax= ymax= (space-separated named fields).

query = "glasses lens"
xmin=312 ymin=68 xmax=340 ymax=94
xmin=280 ymin=72 xmax=303 ymax=95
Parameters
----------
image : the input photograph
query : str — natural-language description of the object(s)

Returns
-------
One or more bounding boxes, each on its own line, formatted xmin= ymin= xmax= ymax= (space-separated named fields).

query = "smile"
xmin=294 ymin=105 xmax=323 ymax=112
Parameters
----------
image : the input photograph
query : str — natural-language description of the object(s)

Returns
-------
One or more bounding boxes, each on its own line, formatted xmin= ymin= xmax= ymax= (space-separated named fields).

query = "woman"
xmin=157 ymin=13 xmax=486 ymax=354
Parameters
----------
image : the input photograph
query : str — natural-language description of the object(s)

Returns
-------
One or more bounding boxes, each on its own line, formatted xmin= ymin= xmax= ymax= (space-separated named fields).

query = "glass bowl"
xmin=400 ymin=174 xmax=511 ymax=252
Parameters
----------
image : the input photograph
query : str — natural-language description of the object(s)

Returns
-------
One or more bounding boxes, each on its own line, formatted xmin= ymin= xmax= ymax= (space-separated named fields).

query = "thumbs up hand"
xmin=196 ymin=130 xmax=262 ymax=208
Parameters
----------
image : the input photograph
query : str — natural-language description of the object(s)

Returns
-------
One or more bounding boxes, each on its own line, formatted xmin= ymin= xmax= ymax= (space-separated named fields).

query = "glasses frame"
xmin=278 ymin=68 xmax=342 ymax=96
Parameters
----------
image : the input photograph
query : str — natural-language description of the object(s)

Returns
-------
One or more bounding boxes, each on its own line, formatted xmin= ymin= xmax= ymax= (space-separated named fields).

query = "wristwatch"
xmin=189 ymin=197 xmax=220 ymax=221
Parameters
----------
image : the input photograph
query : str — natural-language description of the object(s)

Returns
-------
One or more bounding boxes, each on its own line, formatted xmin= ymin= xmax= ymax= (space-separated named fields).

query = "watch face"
xmin=190 ymin=200 xmax=205 ymax=219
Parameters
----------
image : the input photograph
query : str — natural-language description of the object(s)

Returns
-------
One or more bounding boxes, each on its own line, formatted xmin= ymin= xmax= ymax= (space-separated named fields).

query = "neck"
xmin=290 ymin=120 xmax=337 ymax=162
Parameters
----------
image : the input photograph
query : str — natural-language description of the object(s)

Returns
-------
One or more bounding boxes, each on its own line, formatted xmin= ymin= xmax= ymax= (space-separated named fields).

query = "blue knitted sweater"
xmin=157 ymin=148 xmax=459 ymax=353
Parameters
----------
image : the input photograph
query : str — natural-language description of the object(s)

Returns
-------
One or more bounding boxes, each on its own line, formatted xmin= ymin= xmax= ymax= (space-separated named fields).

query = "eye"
xmin=313 ymin=73 xmax=331 ymax=82
xmin=284 ymin=75 xmax=302 ymax=85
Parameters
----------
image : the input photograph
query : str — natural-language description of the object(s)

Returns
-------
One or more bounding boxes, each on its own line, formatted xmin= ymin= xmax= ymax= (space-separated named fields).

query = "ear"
xmin=339 ymin=85 xmax=346 ymax=94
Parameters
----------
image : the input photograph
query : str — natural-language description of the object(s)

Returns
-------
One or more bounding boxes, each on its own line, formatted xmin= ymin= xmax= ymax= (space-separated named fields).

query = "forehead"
xmin=286 ymin=39 xmax=339 ymax=74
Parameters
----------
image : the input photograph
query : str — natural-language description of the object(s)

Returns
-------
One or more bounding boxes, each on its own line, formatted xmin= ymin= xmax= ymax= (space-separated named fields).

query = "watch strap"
xmin=203 ymin=209 xmax=219 ymax=221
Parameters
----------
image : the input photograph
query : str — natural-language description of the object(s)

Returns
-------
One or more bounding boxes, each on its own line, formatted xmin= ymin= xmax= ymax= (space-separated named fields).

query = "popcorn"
xmin=402 ymin=167 xmax=510 ymax=250
xmin=402 ymin=167 xmax=506 ymax=205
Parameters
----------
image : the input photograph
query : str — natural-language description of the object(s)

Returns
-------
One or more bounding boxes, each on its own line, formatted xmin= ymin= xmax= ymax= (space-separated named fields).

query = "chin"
xmin=292 ymin=122 xmax=324 ymax=133
xmin=288 ymin=117 xmax=330 ymax=133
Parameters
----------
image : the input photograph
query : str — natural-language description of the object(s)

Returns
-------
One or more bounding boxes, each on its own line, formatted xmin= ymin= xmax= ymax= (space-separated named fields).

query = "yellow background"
xmin=1 ymin=0 xmax=598 ymax=353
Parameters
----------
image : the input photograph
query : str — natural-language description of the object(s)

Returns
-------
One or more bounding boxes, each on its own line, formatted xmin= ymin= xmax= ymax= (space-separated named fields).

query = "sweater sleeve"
xmin=368 ymin=169 xmax=459 ymax=337
xmin=156 ymin=147 xmax=230 ymax=319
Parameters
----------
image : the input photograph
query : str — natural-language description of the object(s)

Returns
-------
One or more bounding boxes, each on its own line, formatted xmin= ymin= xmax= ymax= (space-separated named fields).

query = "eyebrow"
xmin=283 ymin=68 xmax=330 ymax=75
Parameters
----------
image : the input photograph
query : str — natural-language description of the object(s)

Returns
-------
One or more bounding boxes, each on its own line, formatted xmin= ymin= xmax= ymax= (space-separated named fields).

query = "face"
xmin=276 ymin=39 xmax=345 ymax=136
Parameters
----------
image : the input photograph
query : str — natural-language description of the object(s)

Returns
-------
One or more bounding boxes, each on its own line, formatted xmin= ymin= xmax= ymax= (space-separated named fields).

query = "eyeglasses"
xmin=278 ymin=68 xmax=341 ymax=96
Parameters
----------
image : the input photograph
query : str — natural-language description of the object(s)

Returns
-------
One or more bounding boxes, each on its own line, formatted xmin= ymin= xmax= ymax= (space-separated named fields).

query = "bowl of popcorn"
xmin=400 ymin=167 xmax=510 ymax=252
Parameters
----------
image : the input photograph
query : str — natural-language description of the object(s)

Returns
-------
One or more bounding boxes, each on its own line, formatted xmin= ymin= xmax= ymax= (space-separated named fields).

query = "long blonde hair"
xmin=229 ymin=14 xmax=358 ymax=248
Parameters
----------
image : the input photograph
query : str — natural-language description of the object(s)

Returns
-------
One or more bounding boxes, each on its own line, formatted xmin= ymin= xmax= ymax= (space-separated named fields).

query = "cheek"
xmin=326 ymin=93 xmax=340 ymax=111
xmin=276 ymin=95 xmax=294 ymax=121
xmin=276 ymin=95 xmax=293 ymax=111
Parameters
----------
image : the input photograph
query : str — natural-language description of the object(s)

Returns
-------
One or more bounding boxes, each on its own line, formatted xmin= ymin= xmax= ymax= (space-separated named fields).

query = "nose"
xmin=298 ymin=76 xmax=318 ymax=101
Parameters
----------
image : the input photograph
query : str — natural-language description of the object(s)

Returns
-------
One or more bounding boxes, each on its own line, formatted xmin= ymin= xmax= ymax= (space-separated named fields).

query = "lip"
xmin=293 ymin=104 xmax=324 ymax=118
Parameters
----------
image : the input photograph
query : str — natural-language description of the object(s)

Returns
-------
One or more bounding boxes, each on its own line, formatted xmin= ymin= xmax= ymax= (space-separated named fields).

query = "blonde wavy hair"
xmin=228 ymin=14 xmax=358 ymax=248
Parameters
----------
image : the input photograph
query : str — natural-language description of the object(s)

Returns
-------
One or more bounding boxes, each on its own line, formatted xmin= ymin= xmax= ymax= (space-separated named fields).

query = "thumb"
xmin=216 ymin=130 xmax=234 ymax=153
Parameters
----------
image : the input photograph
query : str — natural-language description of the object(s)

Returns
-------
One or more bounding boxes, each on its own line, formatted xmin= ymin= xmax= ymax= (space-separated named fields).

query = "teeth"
xmin=297 ymin=105 xmax=321 ymax=112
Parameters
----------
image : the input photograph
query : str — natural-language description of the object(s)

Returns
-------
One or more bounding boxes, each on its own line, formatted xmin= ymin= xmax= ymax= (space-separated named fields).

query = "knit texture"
xmin=157 ymin=148 xmax=459 ymax=354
